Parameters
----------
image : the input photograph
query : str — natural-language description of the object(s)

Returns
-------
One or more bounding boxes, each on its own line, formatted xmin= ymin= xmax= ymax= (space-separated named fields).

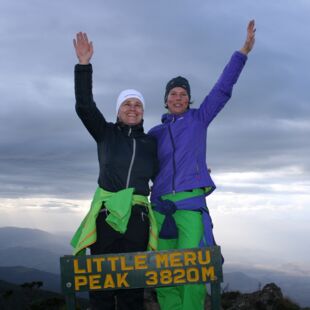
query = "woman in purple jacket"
xmin=148 ymin=20 xmax=256 ymax=310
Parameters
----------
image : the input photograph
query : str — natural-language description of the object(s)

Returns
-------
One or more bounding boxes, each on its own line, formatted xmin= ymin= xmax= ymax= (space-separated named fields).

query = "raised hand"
xmin=73 ymin=32 xmax=94 ymax=64
xmin=240 ymin=20 xmax=256 ymax=55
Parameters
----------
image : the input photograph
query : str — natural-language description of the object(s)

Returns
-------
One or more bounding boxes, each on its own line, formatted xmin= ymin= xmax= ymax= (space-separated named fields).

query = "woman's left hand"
xmin=240 ymin=20 xmax=256 ymax=55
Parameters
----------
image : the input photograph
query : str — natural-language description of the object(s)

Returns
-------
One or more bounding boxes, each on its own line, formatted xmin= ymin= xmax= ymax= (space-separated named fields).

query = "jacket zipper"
xmin=126 ymin=128 xmax=136 ymax=188
xmin=168 ymin=120 xmax=176 ymax=194
xmin=196 ymin=151 xmax=200 ymax=175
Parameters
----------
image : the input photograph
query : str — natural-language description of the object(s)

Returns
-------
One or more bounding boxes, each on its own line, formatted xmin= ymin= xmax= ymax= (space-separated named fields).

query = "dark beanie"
xmin=164 ymin=76 xmax=191 ymax=103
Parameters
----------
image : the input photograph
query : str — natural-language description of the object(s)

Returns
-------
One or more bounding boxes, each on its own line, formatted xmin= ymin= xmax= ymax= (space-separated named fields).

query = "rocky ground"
xmin=144 ymin=283 xmax=310 ymax=310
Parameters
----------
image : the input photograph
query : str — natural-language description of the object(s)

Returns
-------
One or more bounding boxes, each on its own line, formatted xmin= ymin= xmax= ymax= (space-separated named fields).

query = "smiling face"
xmin=117 ymin=98 xmax=144 ymax=125
xmin=166 ymin=87 xmax=189 ymax=115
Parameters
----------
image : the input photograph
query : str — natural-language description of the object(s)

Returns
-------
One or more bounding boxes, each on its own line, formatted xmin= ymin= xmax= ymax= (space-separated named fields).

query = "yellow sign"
xmin=60 ymin=247 xmax=222 ymax=292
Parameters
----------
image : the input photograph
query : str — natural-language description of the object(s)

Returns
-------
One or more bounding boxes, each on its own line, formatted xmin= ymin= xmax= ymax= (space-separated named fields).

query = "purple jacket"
xmin=148 ymin=51 xmax=247 ymax=201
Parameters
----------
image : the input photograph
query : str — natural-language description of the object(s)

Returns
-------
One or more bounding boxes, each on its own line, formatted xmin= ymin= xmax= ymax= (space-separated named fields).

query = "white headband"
xmin=116 ymin=89 xmax=145 ymax=114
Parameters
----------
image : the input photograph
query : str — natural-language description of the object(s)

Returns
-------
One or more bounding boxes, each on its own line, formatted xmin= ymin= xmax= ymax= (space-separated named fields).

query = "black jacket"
xmin=74 ymin=64 xmax=158 ymax=196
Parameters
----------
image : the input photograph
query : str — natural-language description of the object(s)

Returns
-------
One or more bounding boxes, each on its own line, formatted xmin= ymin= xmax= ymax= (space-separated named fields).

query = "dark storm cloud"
xmin=0 ymin=0 xmax=309 ymax=199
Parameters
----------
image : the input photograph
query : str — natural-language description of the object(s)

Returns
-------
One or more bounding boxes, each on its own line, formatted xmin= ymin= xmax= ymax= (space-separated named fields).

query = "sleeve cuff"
xmin=74 ymin=63 xmax=93 ymax=72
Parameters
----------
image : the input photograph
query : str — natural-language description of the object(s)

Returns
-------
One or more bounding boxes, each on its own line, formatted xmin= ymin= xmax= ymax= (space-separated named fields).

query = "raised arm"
xmin=73 ymin=32 xmax=106 ymax=142
xmin=197 ymin=20 xmax=255 ymax=125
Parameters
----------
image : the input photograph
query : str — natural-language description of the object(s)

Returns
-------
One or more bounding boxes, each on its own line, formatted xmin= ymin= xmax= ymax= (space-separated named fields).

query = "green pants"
xmin=154 ymin=210 xmax=206 ymax=310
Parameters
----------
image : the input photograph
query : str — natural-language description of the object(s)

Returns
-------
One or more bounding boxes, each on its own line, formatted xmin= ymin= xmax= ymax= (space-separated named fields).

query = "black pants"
xmin=89 ymin=205 xmax=149 ymax=310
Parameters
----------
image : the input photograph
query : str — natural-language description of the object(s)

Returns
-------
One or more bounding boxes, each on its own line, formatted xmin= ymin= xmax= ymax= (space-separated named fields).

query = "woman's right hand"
xmin=73 ymin=32 xmax=94 ymax=65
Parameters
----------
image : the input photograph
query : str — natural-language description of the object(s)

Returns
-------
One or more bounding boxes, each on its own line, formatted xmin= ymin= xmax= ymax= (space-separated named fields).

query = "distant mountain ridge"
xmin=0 ymin=226 xmax=72 ymax=274
xmin=0 ymin=246 xmax=62 ymax=274
xmin=223 ymin=271 xmax=261 ymax=292
xmin=0 ymin=226 xmax=71 ymax=254
xmin=224 ymin=264 xmax=310 ymax=307
xmin=0 ymin=266 xmax=60 ymax=293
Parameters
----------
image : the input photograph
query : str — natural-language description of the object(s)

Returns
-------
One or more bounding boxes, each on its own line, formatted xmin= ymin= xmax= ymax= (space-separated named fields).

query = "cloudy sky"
xmin=0 ymin=0 xmax=309 ymax=275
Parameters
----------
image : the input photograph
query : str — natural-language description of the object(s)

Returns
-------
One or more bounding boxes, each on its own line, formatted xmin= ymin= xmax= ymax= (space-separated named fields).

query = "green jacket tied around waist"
xmin=71 ymin=187 xmax=158 ymax=256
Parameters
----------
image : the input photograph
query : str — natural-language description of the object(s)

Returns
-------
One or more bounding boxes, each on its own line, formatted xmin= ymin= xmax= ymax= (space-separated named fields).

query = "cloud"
xmin=0 ymin=0 xmax=309 ymax=197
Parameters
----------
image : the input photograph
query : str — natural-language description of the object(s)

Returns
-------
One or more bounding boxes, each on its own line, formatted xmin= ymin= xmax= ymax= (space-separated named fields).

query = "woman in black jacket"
xmin=71 ymin=32 xmax=158 ymax=310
